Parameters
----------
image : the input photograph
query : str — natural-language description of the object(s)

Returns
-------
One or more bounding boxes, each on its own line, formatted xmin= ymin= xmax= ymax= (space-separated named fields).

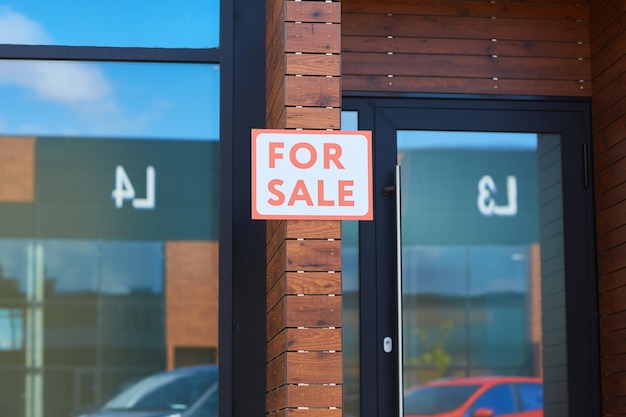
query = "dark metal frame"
xmin=0 ymin=3 xmax=269 ymax=416
xmin=343 ymin=95 xmax=600 ymax=417
xmin=219 ymin=1 xmax=267 ymax=417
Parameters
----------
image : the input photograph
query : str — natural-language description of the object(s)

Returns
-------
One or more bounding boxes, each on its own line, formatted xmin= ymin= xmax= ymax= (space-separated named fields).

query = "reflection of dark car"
xmin=76 ymin=365 xmax=218 ymax=417
xmin=404 ymin=376 xmax=543 ymax=417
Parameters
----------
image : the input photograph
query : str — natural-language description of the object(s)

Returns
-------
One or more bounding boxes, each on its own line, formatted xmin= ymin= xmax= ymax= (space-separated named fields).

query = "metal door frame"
xmin=342 ymin=95 xmax=599 ymax=417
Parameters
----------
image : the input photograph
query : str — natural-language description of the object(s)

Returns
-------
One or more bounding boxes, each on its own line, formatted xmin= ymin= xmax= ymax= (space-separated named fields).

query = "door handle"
xmin=394 ymin=165 xmax=404 ymax=417
xmin=384 ymin=166 xmax=405 ymax=417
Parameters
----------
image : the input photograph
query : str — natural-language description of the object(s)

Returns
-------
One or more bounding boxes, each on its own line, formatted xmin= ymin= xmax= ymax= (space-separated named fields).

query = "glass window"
xmin=0 ymin=308 xmax=22 ymax=350
xmin=0 ymin=60 xmax=219 ymax=417
xmin=0 ymin=61 xmax=219 ymax=140
xmin=341 ymin=111 xmax=360 ymax=417
xmin=0 ymin=2 xmax=219 ymax=48
xmin=399 ymin=131 xmax=566 ymax=415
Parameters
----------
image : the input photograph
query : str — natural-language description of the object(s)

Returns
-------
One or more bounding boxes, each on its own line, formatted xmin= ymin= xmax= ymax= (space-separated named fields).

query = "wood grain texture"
xmin=265 ymin=1 xmax=343 ymax=412
xmin=590 ymin=0 xmax=626 ymax=414
xmin=267 ymin=351 xmax=343 ymax=390
xmin=286 ymin=1 xmax=341 ymax=23
xmin=267 ymin=384 xmax=342 ymax=410
xmin=342 ymin=0 xmax=591 ymax=97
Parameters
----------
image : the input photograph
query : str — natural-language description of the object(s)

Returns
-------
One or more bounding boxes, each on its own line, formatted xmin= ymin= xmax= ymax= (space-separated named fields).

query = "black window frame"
xmin=0 ymin=4 xmax=267 ymax=417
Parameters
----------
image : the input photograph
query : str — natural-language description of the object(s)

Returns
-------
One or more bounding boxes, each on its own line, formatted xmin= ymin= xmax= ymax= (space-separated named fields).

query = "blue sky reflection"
xmin=0 ymin=60 xmax=220 ymax=140
xmin=0 ymin=2 xmax=219 ymax=48
xmin=0 ymin=4 xmax=220 ymax=140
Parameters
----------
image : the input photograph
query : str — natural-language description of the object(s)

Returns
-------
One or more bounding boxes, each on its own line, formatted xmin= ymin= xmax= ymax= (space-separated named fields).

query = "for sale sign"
xmin=252 ymin=129 xmax=373 ymax=220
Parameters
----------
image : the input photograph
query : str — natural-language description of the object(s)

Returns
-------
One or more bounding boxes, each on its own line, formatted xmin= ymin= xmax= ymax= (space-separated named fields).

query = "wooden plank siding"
xmin=265 ymin=1 xmax=343 ymax=415
xmin=589 ymin=1 xmax=626 ymax=416
xmin=341 ymin=0 xmax=592 ymax=96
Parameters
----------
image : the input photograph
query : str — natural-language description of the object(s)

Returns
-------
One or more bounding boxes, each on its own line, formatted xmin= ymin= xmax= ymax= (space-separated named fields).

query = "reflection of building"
xmin=402 ymin=246 xmax=541 ymax=387
xmin=165 ymin=241 xmax=219 ymax=369
xmin=0 ymin=137 xmax=220 ymax=417
xmin=4 ymin=1 xmax=626 ymax=416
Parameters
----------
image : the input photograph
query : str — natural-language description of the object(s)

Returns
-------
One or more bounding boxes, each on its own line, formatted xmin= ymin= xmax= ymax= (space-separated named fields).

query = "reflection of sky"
xmin=398 ymin=131 xmax=537 ymax=150
xmin=101 ymin=242 xmax=163 ymax=295
xmin=0 ymin=61 xmax=219 ymax=140
xmin=43 ymin=240 xmax=99 ymax=293
xmin=402 ymin=245 xmax=529 ymax=296
xmin=42 ymin=240 xmax=163 ymax=295
xmin=0 ymin=239 xmax=28 ymax=288
xmin=0 ymin=308 xmax=22 ymax=350
xmin=0 ymin=3 xmax=219 ymax=48
xmin=0 ymin=5 xmax=219 ymax=140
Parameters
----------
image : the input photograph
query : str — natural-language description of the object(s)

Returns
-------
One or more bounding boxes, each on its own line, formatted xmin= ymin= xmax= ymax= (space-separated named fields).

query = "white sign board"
xmin=252 ymin=129 xmax=373 ymax=220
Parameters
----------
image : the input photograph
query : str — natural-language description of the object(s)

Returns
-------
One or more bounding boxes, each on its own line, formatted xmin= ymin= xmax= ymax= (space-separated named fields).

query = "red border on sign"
xmin=251 ymin=129 xmax=373 ymax=220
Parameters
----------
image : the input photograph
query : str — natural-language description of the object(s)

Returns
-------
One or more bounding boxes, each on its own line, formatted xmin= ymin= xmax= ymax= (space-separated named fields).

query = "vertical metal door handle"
xmin=394 ymin=165 xmax=404 ymax=417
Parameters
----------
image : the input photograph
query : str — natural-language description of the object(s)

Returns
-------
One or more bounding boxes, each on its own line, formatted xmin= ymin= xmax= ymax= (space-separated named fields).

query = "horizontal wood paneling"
xmin=285 ymin=23 xmax=341 ymax=53
xmin=286 ymin=1 xmax=341 ymax=23
xmin=343 ymin=52 xmax=588 ymax=80
xmin=267 ymin=328 xmax=342 ymax=361
xmin=286 ymin=53 xmax=341 ymax=76
xmin=267 ymin=351 xmax=343 ymax=390
xmin=265 ymin=1 xmax=343 ymax=415
xmin=343 ymin=14 xmax=587 ymax=41
xmin=344 ymin=0 xmax=588 ymax=19
xmin=343 ymin=36 xmax=589 ymax=58
xmin=267 ymin=409 xmax=343 ymax=417
xmin=267 ymin=295 xmax=342 ymax=339
xmin=267 ymin=239 xmax=342 ymax=288
xmin=267 ymin=384 xmax=342 ymax=410
xmin=285 ymin=76 xmax=341 ymax=107
xmin=342 ymin=0 xmax=591 ymax=97
xmin=266 ymin=0 xmax=286 ymax=129
xmin=285 ymin=107 xmax=341 ymax=129
xmin=343 ymin=75 xmax=590 ymax=96
xmin=269 ymin=219 xmax=342 ymax=241
xmin=267 ymin=272 xmax=342 ymax=310
xmin=590 ymin=1 xmax=626 ymax=416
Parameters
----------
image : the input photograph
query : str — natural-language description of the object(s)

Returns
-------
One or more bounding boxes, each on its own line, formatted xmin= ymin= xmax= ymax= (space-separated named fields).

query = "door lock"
xmin=383 ymin=336 xmax=393 ymax=353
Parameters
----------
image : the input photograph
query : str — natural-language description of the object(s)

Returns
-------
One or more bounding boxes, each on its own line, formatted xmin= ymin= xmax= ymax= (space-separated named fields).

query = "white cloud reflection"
xmin=0 ymin=7 xmax=218 ymax=140
xmin=0 ymin=7 xmax=50 ymax=44
xmin=0 ymin=60 xmax=112 ymax=104
xmin=0 ymin=8 xmax=113 ymax=104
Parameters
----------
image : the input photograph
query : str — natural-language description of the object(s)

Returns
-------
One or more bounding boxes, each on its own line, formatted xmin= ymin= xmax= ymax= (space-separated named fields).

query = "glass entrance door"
xmin=398 ymin=131 xmax=551 ymax=417
xmin=347 ymin=98 xmax=598 ymax=417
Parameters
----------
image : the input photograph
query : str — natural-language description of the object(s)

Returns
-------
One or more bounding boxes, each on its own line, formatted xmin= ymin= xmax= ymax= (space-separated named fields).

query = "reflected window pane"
xmin=0 ymin=56 xmax=220 ymax=417
xmin=341 ymin=112 xmax=360 ymax=417
xmin=399 ymin=131 xmax=566 ymax=415
xmin=0 ymin=240 xmax=28 ymax=300
xmin=43 ymin=240 xmax=99 ymax=295
xmin=0 ymin=61 xmax=219 ymax=140
xmin=0 ymin=2 xmax=219 ymax=48
xmin=0 ymin=308 xmax=23 ymax=350
xmin=101 ymin=242 xmax=163 ymax=295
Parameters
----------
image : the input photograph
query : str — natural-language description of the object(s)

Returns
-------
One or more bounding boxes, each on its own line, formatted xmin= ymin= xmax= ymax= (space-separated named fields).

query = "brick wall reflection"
xmin=165 ymin=241 xmax=218 ymax=369
xmin=0 ymin=137 xmax=35 ymax=202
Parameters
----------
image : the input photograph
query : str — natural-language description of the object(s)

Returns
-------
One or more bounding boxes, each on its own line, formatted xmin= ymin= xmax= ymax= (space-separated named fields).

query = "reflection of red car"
xmin=403 ymin=376 xmax=543 ymax=417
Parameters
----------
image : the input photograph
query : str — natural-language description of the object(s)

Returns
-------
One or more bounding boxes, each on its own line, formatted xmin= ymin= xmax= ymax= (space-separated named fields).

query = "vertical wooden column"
xmin=265 ymin=1 xmax=342 ymax=416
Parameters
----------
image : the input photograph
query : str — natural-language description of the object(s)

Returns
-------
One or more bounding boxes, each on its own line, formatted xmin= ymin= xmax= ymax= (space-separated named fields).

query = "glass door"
xmin=349 ymin=98 xmax=599 ymax=417
xmin=398 ymin=131 xmax=550 ymax=417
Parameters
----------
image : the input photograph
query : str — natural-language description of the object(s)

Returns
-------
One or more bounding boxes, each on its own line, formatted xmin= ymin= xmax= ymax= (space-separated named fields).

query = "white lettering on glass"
xmin=477 ymin=175 xmax=517 ymax=217
xmin=112 ymin=165 xmax=156 ymax=209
